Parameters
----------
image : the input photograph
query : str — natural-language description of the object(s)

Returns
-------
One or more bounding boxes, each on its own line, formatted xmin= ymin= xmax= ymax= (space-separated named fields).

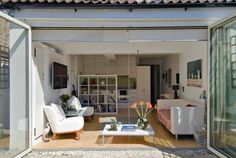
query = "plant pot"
xmin=110 ymin=124 xmax=117 ymax=131
xmin=137 ymin=117 xmax=148 ymax=130
xmin=61 ymin=102 xmax=68 ymax=113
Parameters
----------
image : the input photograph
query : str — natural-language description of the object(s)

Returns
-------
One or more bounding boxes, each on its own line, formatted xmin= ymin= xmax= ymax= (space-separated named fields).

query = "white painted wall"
xmin=78 ymin=55 xmax=137 ymax=77
xmin=161 ymin=54 xmax=180 ymax=95
xmin=179 ymin=41 xmax=208 ymax=101
xmin=160 ymin=41 xmax=207 ymax=102
xmin=32 ymin=43 xmax=73 ymax=143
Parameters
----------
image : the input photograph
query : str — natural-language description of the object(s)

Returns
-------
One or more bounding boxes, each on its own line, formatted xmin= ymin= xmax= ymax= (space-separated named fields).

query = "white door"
xmin=136 ymin=66 xmax=150 ymax=101
xmin=0 ymin=11 xmax=32 ymax=158
xmin=208 ymin=13 xmax=236 ymax=158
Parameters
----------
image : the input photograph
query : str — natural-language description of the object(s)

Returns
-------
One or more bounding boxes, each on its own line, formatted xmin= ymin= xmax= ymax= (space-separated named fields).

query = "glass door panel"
xmin=210 ymin=16 xmax=236 ymax=158
xmin=0 ymin=12 xmax=31 ymax=158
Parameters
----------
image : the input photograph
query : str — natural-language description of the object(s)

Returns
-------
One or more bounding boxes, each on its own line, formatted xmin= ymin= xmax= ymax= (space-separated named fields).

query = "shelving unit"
xmin=78 ymin=75 xmax=118 ymax=114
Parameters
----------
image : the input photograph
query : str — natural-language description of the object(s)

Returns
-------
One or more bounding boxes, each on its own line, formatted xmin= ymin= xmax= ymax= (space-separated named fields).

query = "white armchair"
xmin=68 ymin=96 xmax=94 ymax=121
xmin=44 ymin=103 xmax=84 ymax=140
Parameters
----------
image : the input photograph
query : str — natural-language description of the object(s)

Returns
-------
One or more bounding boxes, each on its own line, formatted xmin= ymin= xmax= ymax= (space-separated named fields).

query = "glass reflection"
xmin=210 ymin=17 xmax=236 ymax=157
xmin=0 ymin=16 xmax=29 ymax=158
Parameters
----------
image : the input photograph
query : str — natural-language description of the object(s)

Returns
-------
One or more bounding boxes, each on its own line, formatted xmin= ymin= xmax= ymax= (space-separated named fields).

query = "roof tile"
xmin=1 ymin=0 xmax=236 ymax=4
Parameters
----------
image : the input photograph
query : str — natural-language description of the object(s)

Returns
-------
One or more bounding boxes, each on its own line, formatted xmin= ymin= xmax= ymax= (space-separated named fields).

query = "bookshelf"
xmin=78 ymin=75 xmax=118 ymax=114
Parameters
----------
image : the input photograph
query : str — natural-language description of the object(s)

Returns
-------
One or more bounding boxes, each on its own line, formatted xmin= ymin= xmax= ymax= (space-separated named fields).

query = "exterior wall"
xmin=0 ymin=18 xmax=9 ymax=47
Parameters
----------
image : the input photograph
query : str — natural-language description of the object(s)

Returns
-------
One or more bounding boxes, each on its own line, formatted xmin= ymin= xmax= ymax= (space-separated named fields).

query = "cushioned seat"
xmin=81 ymin=107 xmax=94 ymax=117
xmin=44 ymin=103 xmax=84 ymax=140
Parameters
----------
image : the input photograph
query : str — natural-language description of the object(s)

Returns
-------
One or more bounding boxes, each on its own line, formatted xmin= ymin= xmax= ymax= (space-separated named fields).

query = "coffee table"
xmin=101 ymin=124 xmax=155 ymax=145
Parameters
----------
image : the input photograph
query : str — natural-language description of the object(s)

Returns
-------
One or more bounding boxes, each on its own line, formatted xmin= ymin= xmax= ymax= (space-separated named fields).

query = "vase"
xmin=137 ymin=117 xmax=148 ymax=130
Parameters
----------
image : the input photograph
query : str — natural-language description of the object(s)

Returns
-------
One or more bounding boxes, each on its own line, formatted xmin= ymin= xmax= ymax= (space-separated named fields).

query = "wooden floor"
xmin=34 ymin=109 xmax=202 ymax=149
xmin=0 ymin=134 xmax=9 ymax=149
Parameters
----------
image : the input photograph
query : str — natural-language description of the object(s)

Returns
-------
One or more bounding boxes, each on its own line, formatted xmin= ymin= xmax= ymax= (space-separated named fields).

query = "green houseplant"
xmin=59 ymin=94 xmax=70 ymax=112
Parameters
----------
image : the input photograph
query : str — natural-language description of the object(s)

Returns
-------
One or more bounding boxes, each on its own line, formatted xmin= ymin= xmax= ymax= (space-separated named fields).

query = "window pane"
xmin=210 ymin=17 xmax=236 ymax=158
xmin=231 ymin=45 xmax=236 ymax=54
xmin=0 ymin=16 xmax=29 ymax=158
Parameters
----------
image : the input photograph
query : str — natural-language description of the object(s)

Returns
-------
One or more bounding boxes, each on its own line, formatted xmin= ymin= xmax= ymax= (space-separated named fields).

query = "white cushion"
xmin=81 ymin=107 xmax=94 ymax=116
xmin=56 ymin=104 xmax=66 ymax=118
xmin=50 ymin=103 xmax=66 ymax=121
xmin=68 ymin=96 xmax=82 ymax=110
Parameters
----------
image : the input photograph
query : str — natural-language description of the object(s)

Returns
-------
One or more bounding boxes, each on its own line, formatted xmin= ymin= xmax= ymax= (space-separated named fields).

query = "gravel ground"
xmin=23 ymin=148 xmax=218 ymax=158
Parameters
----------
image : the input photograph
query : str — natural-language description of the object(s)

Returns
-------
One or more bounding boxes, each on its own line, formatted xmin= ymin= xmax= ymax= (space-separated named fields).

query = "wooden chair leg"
xmin=53 ymin=133 xmax=57 ymax=140
xmin=80 ymin=128 xmax=84 ymax=133
xmin=75 ymin=131 xmax=80 ymax=140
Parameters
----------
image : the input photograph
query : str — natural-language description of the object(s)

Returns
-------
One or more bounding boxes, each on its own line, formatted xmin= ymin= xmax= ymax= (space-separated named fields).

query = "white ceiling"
xmin=33 ymin=29 xmax=207 ymax=56
xmin=43 ymin=41 xmax=204 ymax=55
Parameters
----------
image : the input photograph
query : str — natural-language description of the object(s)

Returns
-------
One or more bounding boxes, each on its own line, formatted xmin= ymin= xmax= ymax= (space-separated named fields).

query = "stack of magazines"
xmin=121 ymin=125 xmax=136 ymax=131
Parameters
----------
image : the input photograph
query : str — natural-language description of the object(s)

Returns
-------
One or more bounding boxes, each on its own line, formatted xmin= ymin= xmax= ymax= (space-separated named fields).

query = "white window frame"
xmin=0 ymin=11 xmax=32 ymax=158
xmin=207 ymin=12 xmax=236 ymax=158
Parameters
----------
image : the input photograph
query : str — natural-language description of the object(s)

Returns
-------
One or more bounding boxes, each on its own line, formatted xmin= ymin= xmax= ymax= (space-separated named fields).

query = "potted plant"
xmin=129 ymin=101 xmax=155 ymax=130
xmin=59 ymin=94 xmax=70 ymax=112
xmin=109 ymin=118 xmax=118 ymax=131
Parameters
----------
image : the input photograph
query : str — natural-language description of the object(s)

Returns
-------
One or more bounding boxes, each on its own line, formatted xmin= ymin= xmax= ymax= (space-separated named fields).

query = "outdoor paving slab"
xmin=23 ymin=148 xmax=218 ymax=158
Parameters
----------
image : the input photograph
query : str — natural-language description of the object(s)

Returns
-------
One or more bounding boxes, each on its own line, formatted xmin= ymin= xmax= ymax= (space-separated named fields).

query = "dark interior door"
xmin=151 ymin=65 xmax=160 ymax=106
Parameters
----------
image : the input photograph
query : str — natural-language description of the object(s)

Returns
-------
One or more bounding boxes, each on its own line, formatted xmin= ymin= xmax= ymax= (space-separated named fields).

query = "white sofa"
xmin=157 ymin=99 xmax=205 ymax=139
xmin=44 ymin=103 xmax=84 ymax=140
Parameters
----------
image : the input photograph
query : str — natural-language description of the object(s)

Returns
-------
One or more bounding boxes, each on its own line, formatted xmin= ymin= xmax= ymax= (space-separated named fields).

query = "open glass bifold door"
xmin=0 ymin=11 xmax=32 ymax=158
xmin=208 ymin=13 xmax=236 ymax=158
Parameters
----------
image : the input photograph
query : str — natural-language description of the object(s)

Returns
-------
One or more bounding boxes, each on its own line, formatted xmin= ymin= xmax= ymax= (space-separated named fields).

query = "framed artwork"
xmin=129 ymin=78 xmax=137 ymax=89
xmin=117 ymin=75 xmax=129 ymax=89
xmin=187 ymin=59 xmax=202 ymax=87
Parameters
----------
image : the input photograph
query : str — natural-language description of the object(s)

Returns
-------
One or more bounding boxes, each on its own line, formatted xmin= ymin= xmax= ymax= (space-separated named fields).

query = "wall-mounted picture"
xmin=187 ymin=59 xmax=202 ymax=87
xmin=129 ymin=78 xmax=137 ymax=89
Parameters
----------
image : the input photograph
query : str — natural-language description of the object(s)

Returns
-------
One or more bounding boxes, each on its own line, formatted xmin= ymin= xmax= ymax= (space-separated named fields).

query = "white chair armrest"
xmin=170 ymin=106 xmax=204 ymax=135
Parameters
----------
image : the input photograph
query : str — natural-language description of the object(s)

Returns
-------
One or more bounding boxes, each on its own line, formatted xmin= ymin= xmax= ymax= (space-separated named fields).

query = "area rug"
xmin=24 ymin=148 xmax=217 ymax=158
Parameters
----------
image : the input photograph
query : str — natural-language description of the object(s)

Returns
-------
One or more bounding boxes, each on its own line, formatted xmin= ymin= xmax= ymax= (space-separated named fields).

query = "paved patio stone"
xmin=23 ymin=148 xmax=218 ymax=158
